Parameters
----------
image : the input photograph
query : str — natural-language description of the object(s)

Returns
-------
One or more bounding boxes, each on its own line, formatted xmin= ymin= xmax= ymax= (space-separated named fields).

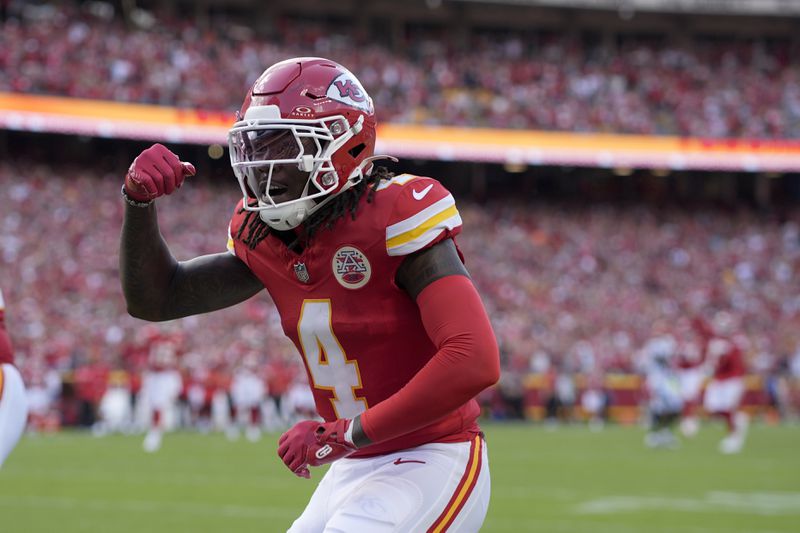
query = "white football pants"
xmin=288 ymin=435 xmax=490 ymax=533
xmin=704 ymin=377 xmax=745 ymax=413
xmin=0 ymin=363 xmax=28 ymax=468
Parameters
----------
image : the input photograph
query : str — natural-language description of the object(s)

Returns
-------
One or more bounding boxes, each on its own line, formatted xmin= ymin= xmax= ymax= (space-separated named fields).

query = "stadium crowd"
xmin=2 ymin=1 xmax=800 ymax=137
xmin=2 ymin=160 xmax=800 ymax=428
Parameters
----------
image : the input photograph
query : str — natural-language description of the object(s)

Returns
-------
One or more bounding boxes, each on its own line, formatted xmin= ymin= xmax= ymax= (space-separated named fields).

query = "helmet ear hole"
xmin=348 ymin=143 xmax=366 ymax=159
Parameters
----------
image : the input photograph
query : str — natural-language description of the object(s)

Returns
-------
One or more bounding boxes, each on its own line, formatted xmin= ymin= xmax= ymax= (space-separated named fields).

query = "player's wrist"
xmin=121 ymin=183 xmax=154 ymax=207
xmin=348 ymin=415 xmax=372 ymax=449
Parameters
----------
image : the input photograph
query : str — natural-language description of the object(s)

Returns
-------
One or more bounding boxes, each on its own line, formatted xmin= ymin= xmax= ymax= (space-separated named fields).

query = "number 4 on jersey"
xmin=297 ymin=300 xmax=368 ymax=419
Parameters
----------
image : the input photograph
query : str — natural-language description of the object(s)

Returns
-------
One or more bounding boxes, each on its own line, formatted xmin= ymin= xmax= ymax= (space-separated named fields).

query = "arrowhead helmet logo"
xmin=326 ymin=73 xmax=373 ymax=113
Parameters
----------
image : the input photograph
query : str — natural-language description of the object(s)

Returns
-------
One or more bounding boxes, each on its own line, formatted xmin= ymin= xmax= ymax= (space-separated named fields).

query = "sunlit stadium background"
xmin=1 ymin=0 xmax=800 ymax=532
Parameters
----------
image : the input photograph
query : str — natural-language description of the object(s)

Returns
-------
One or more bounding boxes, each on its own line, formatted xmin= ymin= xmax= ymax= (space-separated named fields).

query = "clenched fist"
xmin=124 ymin=143 xmax=196 ymax=202
xmin=277 ymin=418 xmax=357 ymax=479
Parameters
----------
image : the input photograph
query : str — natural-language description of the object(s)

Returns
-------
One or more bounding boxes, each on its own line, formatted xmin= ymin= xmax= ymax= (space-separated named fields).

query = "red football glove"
xmin=124 ymin=143 xmax=196 ymax=202
xmin=277 ymin=419 xmax=356 ymax=479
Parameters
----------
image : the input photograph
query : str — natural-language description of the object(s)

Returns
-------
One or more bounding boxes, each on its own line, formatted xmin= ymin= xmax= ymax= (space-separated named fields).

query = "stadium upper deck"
xmin=1 ymin=1 xmax=799 ymax=138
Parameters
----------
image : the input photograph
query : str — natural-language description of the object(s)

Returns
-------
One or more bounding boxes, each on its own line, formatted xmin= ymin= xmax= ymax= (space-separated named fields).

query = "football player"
xmin=641 ymin=335 xmax=683 ymax=449
xmin=119 ymin=57 xmax=499 ymax=531
xmin=694 ymin=314 xmax=749 ymax=454
xmin=139 ymin=338 xmax=183 ymax=452
xmin=0 ymin=287 xmax=28 ymax=468
xmin=228 ymin=348 xmax=267 ymax=442
xmin=676 ymin=338 xmax=705 ymax=438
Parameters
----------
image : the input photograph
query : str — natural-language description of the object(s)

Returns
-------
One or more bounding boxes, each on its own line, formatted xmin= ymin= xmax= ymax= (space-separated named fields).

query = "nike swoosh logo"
xmin=412 ymin=184 xmax=434 ymax=201
xmin=393 ymin=458 xmax=426 ymax=465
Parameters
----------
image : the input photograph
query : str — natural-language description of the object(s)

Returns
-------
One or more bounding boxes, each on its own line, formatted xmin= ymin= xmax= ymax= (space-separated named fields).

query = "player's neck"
xmin=273 ymin=226 xmax=307 ymax=254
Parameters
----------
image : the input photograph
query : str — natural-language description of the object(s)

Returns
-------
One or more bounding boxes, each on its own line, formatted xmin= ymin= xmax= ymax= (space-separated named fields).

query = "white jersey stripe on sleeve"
xmin=226 ymin=226 xmax=236 ymax=255
xmin=386 ymin=194 xmax=456 ymax=239
xmin=376 ymin=173 xmax=419 ymax=191
xmin=386 ymin=211 xmax=462 ymax=256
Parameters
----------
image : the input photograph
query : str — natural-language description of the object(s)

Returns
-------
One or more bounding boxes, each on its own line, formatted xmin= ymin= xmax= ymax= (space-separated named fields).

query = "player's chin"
xmin=259 ymin=186 xmax=303 ymax=205
xmin=269 ymin=192 xmax=300 ymax=204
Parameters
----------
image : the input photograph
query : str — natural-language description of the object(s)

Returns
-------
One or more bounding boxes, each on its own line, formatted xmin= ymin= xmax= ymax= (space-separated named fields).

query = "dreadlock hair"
xmin=235 ymin=166 xmax=395 ymax=251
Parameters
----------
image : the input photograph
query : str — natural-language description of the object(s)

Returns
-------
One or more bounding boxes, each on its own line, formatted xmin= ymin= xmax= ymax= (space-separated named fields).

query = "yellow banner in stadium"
xmin=2 ymin=93 xmax=799 ymax=172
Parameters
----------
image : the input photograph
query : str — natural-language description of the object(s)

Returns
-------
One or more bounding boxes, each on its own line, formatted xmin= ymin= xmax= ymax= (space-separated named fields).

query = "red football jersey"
xmin=706 ymin=337 xmax=746 ymax=380
xmin=228 ymin=174 xmax=480 ymax=456
xmin=0 ymin=288 xmax=14 ymax=365
xmin=676 ymin=341 xmax=705 ymax=370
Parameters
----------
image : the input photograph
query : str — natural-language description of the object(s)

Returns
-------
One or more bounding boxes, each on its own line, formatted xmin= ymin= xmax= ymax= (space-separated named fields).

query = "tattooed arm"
xmin=395 ymin=238 xmax=469 ymax=299
xmin=120 ymin=203 xmax=263 ymax=322
xmin=119 ymin=144 xmax=263 ymax=321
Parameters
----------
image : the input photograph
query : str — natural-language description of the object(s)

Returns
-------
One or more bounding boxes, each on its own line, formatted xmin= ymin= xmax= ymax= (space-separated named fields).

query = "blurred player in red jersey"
xmin=119 ymin=57 xmax=499 ymax=531
xmin=0 ymin=287 xmax=28 ymax=468
xmin=694 ymin=313 xmax=750 ymax=454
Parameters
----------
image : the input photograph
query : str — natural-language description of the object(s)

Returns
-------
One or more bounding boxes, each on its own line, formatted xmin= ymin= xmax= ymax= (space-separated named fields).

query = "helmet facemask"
xmin=228 ymin=106 xmax=364 ymax=231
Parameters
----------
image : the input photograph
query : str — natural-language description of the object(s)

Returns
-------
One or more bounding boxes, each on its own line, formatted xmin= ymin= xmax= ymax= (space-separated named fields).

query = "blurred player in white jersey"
xmin=95 ymin=372 xmax=133 ymax=436
xmin=0 ymin=287 xmax=28 ymax=468
xmin=282 ymin=374 xmax=318 ymax=425
xmin=581 ymin=374 xmax=607 ymax=431
xmin=140 ymin=339 xmax=183 ymax=452
xmin=641 ymin=335 xmax=683 ymax=449
xmin=228 ymin=349 xmax=267 ymax=442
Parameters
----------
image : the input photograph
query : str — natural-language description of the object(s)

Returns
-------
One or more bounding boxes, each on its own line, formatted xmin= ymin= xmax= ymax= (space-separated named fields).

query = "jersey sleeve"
xmin=226 ymin=222 xmax=237 ymax=256
xmin=384 ymin=176 xmax=462 ymax=257
xmin=226 ymin=199 xmax=250 ymax=262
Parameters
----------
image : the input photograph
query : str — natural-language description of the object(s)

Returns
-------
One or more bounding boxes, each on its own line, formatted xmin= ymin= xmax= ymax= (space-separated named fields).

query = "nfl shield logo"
xmin=294 ymin=262 xmax=310 ymax=284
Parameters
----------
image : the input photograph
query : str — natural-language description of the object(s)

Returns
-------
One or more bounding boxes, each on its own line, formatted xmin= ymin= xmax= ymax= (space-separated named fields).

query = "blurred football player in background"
xmin=581 ymin=374 xmax=608 ymax=432
xmin=228 ymin=347 xmax=267 ymax=442
xmin=695 ymin=313 xmax=750 ymax=454
xmin=641 ymin=335 xmax=683 ymax=449
xmin=139 ymin=339 xmax=183 ymax=452
xmin=281 ymin=373 xmax=318 ymax=426
xmin=675 ymin=327 xmax=706 ymax=438
xmin=94 ymin=371 xmax=134 ymax=437
xmin=119 ymin=57 xmax=499 ymax=531
xmin=0 ymin=287 xmax=28 ymax=469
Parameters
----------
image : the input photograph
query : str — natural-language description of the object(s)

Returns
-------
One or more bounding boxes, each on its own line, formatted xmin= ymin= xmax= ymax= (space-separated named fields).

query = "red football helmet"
xmin=228 ymin=57 xmax=378 ymax=230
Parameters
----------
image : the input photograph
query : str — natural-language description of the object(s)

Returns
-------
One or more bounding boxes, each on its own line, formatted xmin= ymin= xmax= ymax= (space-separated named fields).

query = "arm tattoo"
xmin=120 ymin=203 xmax=262 ymax=321
xmin=166 ymin=253 xmax=264 ymax=319
xmin=395 ymin=239 xmax=469 ymax=300
xmin=119 ymin=203 xmax=178 ymax=320
xmin=350 ymin=415 xmax=373 ymax=448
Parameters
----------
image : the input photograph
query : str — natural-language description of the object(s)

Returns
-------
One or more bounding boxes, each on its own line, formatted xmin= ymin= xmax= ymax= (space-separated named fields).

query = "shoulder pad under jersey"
xmin=380 ymin=174 xmax=462 ymax=256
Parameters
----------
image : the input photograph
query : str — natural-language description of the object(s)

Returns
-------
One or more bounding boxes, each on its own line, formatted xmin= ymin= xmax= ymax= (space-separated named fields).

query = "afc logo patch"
xmin=332 ymin=246 xmax=371 ymax=289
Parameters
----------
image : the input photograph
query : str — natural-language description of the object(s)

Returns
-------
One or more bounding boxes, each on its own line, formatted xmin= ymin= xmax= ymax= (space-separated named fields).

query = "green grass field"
xmin=1 ymin=423 xmax=798 ymax=532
